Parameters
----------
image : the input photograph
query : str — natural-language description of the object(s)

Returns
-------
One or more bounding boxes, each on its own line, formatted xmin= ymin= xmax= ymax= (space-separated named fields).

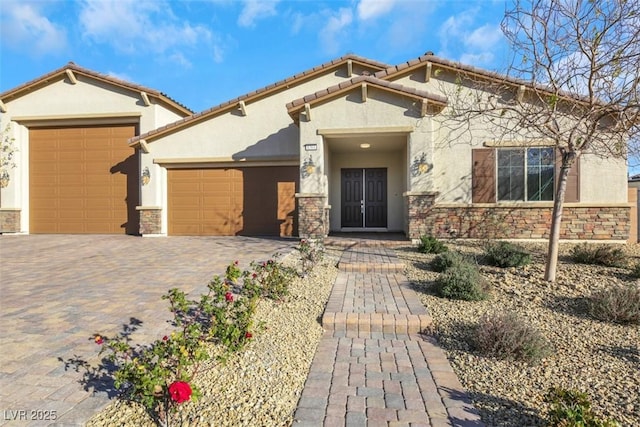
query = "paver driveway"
xmin=0 ymin=235 xmax=296 ymax=426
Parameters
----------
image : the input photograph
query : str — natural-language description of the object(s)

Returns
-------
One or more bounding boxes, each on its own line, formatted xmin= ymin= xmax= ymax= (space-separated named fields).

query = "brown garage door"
xmin=29 ymin=125 xmax=138 ymax=234
xmin=168 ymin=166 xmax=298 ymax=236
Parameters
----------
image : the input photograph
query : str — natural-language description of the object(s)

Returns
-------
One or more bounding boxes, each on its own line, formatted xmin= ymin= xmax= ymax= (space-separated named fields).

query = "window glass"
xmin=497 ymin=147 xmax=554 ymax=201
xmin=497 ymin=149 xmax=525 ymax=200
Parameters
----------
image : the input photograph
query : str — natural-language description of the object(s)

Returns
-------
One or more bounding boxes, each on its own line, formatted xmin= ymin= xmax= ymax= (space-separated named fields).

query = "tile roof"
xmin=0 ymin=62 xmax=193 ymax=116
xmin=375 ymin=52 xmax=606 ymax=108
xmin=286 ymin=75 xmax=447 ymax=118
xmin=129 ymin=54 xmax=390 ymax=145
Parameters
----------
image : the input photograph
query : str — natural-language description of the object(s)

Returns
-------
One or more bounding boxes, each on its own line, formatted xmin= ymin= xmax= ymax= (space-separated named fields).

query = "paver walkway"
xmin=293 ymin=242 xmax=484 ymax=427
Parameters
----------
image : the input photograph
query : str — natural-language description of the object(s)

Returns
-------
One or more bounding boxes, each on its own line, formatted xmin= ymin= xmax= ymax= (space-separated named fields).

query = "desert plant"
xmin=484 ymin=241 xmax=531 ymax=268
xmin=570 ymin=243 xmax=626 ymax=268
xmin=434 ymin=262 xmax=488 ymax=301
xmin=473 ymin=311 xmax=551 ymax=364
xmin=589 ymin=284 xmax=640 ymax=325
xmin=629 ymin=262 xmax=640 ymax=279
xmin=431 ymin=251 xmax=468 ymax=273
xmin=545 ymin=387 xmax=621 ymax=427
xmin=417 ymin=234 xmax=448 ymax=254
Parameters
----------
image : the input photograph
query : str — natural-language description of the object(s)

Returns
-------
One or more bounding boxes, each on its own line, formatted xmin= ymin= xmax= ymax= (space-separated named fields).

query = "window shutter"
xmin=555 ymin=150 xmax=579 ymax=203
xmin=472 ymin=148 xmax=496 ymax=203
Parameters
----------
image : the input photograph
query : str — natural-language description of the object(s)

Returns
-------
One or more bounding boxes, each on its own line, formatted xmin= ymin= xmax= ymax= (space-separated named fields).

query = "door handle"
xmin=360 ymin=199 xmax=364 ymax=214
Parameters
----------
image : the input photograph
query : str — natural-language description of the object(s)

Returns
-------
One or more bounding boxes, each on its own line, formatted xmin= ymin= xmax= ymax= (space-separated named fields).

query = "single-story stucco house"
xmin=0 ymin=53 xmax=632 ymax=241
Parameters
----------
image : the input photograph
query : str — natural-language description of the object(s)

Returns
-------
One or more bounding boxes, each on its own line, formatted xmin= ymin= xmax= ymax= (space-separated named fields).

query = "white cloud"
xmin=465 ymin=24 xmax=502 ymax=50
xmin=319 ymin=8 xmax=353 ymax=55
xmin=460 ymin=52 xmax=495 ymax=66
xmin=238 ymin=0 xmax=279 ymax=28
xmin=78 ymin=0 xmax=220 ymax=65
xmin=357 ymin=0 xmax=396 ymax=21
xmin=438 ymin=8 xmax=504 ymax=67
xmin=0 ymin=1 xmax=67 ymax=56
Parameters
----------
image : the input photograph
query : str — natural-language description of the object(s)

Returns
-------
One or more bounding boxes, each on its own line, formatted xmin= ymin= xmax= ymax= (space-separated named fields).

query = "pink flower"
xmin=94 ymin=335 xmax=104 ymax=345
xmin=168 ymin=381 xmax=192 ymax=403
xmin=225 ymin=292 xmax=234 ymax=302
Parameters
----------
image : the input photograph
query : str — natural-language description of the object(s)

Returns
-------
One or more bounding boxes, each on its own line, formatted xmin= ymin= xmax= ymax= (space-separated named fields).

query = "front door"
xmin=341 ymin=168 xmax=387 ymax=228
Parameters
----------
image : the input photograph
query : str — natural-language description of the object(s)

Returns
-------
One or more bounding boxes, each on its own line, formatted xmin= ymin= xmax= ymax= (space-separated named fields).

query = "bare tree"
xmin=438 ymin=0 xmax=640 ymax=282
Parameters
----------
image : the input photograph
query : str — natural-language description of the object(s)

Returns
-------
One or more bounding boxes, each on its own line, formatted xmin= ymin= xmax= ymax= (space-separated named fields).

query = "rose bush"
xmin=95 ymin=261 xmax=260 ymax=426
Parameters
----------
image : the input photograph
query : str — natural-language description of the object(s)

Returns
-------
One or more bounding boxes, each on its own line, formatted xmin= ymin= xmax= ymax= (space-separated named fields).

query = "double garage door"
xmin=167 ymin=166 xmax=299 ymax=236
xmin=167 ymin=167 xmax=298 ymax=236
xmin=29 ymin=125 xmax=138 ymax=234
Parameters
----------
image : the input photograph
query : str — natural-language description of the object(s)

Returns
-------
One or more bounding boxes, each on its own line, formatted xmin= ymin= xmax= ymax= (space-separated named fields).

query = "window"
xmin=497 ymin=147 xmax=554 ymax=201
xmin=472 ymin=147 xmax=578 ymax=204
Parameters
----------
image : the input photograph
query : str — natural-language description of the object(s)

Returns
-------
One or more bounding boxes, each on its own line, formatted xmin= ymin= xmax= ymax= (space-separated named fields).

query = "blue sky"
xmin=0 ymin=0 xmax=510 ymax=113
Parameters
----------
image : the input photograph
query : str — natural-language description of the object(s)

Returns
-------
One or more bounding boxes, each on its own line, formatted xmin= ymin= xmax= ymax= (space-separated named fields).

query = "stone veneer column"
xmin=137 ymin=207 xmax=162 ymax=235
xmin=404 ymin=192 xmax=438 ymax=239
xmin=296 ymin=194 xmax=328 ymax=239
xmin=0 ymin=209 xmax=21 ymax=233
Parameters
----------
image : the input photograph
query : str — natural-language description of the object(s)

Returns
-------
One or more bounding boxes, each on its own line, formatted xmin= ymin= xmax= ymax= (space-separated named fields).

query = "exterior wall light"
xmin=360 ymin=143 xmax=371 ymax=149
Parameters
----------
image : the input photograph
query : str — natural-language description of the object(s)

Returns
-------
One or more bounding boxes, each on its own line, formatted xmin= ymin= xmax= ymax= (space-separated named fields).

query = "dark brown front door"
xmin=341 ymin=168 xmax=387 ymax=228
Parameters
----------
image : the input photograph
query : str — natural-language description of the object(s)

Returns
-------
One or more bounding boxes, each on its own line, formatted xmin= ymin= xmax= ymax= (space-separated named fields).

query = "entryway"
xmin=341 ymin=168 xmax=387 ymax=228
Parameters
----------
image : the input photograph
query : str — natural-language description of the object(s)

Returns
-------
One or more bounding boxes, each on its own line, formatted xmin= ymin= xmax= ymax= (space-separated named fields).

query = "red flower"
xmin=245 ymin=332 xmax=253 ymax=339
xmin=252 ymin=273 xmax=257 ymax=279
xmin=225 ymin=292 xmax=234 ymax=302
xmin=162 ymin=335 xmax=169 ymax=341
xmin=234 ymin=260 xmax=239 ymax=265
xmin=94 ymin=335 xmax=104 ymax=345
xmin=168 ymin=381 xmax=192 ymax=403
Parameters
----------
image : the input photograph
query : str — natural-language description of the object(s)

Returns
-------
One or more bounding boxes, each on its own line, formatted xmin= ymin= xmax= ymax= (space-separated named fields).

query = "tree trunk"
xmin=545 ymin=151 xmax=575 ymax=282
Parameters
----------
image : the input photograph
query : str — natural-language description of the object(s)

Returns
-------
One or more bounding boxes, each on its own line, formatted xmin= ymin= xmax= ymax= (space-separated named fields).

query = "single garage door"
xmin=29 ymin=125 xmax=138 ymax=234
xmin=168 ymin=166 xmax=298 ymax=236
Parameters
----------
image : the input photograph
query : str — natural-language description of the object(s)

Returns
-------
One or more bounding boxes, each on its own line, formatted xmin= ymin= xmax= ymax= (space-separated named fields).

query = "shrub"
xmin=629 ymin=262 xmax=640 ymax=279
xmin=570 ymin=243 xmax=626 ymax=268
xmin=431 ymin=251 xmax=468 ymax=273
xmin=484 ymin=241 xmax=531 ymax=268
xmin=545 ymin=387 xmax=621 ymax=427
xmin=473 ymin=311 xmax=551 ymax=364
xmin=250 ymin=258 xmax=296 ymax=301
xmin=417 ymin=234 xmax=448 ymax=254
xmin=96 ymin=261 xmax=257 ymax=424
xmin=589 ymin=284 xmax=640 ymax=324
xmin=434 ymin=262 xmax=488 ymax=301
xmin=295 ymin=239 xmax=324 ymax=276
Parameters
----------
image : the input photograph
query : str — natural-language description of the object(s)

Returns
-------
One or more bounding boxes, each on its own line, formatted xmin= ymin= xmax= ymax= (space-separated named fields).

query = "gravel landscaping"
xmin=86 ymin=248 xmax=341 ymax=427
xmin=397 ymin=241 xmax=640 ymax=427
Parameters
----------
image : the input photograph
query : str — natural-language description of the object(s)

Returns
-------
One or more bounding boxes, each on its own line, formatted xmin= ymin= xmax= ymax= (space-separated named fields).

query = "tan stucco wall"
xmin=142 ymin=71 xmax=359 ymax=234
xmin=0 ymin=77 xmax=186 ymax=233
xmin=393 ymin=68 xmax=628 ymax=205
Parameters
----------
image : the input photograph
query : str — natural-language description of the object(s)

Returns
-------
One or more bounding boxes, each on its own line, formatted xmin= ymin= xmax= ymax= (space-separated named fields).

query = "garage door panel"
xmin=168 ymin=167 xmax=297 ymax=236
xmin=30 ymin=125 xmax=137 ymax=234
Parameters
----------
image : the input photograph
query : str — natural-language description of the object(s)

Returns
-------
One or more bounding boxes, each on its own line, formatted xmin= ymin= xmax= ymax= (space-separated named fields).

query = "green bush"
xmin=570 ymin=243 xmax=626 ymax=268
xmin=417 ymin=235 xmax=448 ymax=254
xmin=250 ymin=258 xmax=296 ymax=301
xmin=589 ymin=284 xmax=640 ymax=324
xmin=484 ymin=241 xmax=531 ymax=268
xmin=434 ymin=262 xmax=488 ymax=301
xmin=473 ymin=311 xmax=551 ymax=364
xmin=545 ymin=387 xmax=621 ymax=427
xmin=431 ymin=251 xmax=468 ymax=272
